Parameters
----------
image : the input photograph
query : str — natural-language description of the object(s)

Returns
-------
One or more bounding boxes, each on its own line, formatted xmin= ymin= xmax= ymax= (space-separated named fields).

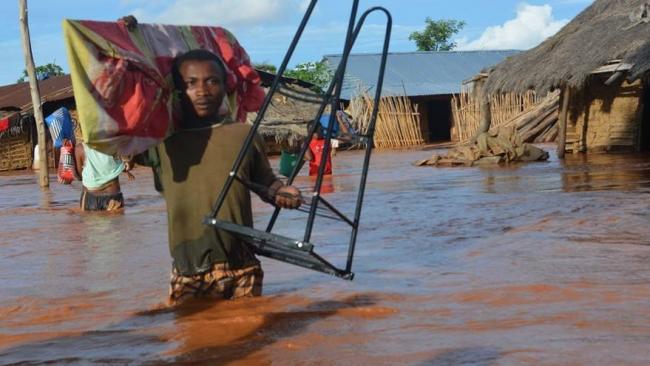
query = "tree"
xmin=284 ymin=60 xmax=332 ymax=92
xmin=17 ymin=62 xmax=64 ymax=83
xmin=409 ymin=18 xmax=466 ymax=51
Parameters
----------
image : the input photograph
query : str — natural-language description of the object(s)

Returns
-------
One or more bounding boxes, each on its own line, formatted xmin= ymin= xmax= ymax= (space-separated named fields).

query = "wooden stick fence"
xmin=452 ymin=90 xmax=541 ymax=143
xmin=349 ymin=92 xmax=424 ymax=149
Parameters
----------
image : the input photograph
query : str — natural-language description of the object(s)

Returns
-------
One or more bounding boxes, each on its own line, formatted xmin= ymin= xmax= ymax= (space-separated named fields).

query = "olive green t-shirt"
xmin=151 ymin=120 xmax=278 ymax=275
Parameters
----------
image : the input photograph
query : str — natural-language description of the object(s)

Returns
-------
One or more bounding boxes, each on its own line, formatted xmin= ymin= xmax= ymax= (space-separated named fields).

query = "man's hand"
xmin=274 ymin=185 xmax=302 ymax=209
xmin=118 ymin=15 xmax=138 ymax=31
xmin=121 ymin=157 xmax=135 ymax=181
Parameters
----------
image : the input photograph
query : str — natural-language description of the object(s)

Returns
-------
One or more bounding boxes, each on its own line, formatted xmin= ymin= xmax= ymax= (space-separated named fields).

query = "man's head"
xmin=172 ymin=49 xmax=228 ymax=124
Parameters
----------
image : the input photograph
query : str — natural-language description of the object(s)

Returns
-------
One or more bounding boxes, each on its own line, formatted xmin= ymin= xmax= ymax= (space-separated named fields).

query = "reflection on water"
xmin=2 ymin=146 xmax=650 ymax=365
xmin=562 ymin=152 xmax=650 ymax=192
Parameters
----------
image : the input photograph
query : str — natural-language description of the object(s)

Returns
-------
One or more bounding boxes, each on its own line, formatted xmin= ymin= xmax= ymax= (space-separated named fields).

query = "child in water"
xmin=305 ymin=123 xmax=332 ymax=176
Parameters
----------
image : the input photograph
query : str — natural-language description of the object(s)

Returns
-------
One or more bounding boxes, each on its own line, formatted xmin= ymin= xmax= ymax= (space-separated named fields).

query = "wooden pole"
xmin=19 ymin=0 xmax=49 ymax=188
xmin=474 ymin=78 xmax=491 ymax=138
xmin=478 ymin=96 xmax=492 ymax=135
xmin=557 ymin=86 xmax=571 ymax=159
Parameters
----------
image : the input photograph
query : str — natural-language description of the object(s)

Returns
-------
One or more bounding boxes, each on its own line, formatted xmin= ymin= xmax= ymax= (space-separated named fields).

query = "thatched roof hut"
xmin=247 ymin=81 xmax=322 ymax=149
xmin=482 ymin=0 xmax=650 ymax=154
xmin=484 ymin=0 xmax=650 ymax=95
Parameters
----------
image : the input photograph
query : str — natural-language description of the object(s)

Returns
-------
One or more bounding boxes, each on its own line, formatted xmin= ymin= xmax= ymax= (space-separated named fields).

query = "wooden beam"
xmin=19 ymin=0 xmax=49 ymax=188
xmin=477 ymin=96 xmax=491 ymax=135
xmin=604 ymin=71 xmax=625 ymax=86
xmin=472 ymin=78 xmax=491 ymax=138
xmin=462 ymin=72 xmax=489 ymax=85
xmin=556 ymin=86 xmax=571 ymax=159
xmin=591 ymin=62 xmax=633 ymax=75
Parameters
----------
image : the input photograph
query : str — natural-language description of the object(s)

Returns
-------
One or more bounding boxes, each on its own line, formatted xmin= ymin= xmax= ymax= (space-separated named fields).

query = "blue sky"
xmin=0 ymin=0 xmax=593 ymax=86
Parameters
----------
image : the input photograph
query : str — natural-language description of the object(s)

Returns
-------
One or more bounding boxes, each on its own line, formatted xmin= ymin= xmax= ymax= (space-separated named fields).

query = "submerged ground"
xmin=1 ymin=145 xmax=650 ymax=365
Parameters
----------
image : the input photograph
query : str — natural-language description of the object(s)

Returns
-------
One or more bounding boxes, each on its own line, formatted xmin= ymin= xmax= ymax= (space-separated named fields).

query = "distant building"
xmin=0 ymin=75 xmax=74 ymax=171
xmin=483 ymin=0 xmax=650 ymax=153
xmin=324 ymin=50 xmax=519 ymax=143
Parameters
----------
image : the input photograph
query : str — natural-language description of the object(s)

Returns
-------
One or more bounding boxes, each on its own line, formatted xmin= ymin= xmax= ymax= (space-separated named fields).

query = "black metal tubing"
xmin=206 ymin=0 xmax=391 ymax=280
xmin=264 ymin=0 xmax=361 ymax=233
xmin=205 ymin=218 xmax=353 ymax=279
xmin=287 ymin=5 xmax=393 ymax=259
xmin=233 ymin=174 xmax=347 ymax=222
xmin=209 ymin=0 xmax=318 ymax=218
xmin=265 ymin=5 xmax=392 ymax=271
xmin=204 ymin=218 xmax=314 ymax=252
xmin=294 ymin=207 xmax=343 ymax=222
xmin=253 ymin=241 xmax=353 ymax=280
xmin=301 ymin=0 xmax=360 ymax=243
xmin=317 ymin=196 xmax=355 ymax=227
xmin=344 ymin=7 xmax=392 ymax=273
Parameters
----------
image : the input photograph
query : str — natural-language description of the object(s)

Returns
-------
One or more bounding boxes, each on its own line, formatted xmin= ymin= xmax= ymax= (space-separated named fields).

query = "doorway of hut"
xmin=641 ymin=85 xmax=650 ymax=151
xmin=425 ymin=99 xmax=451 ymax=142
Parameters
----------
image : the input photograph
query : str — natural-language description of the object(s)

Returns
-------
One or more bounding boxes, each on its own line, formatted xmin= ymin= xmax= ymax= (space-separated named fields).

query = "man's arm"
xmin=304 ymin=145 xmax=314 ymax=161
xmin=128 ymin=148 xmax=164 ymax=192
xmin=74 ymin=142 xmax=85 ymax=180
xmin=251 ymin=135 xmax=302 ymax=209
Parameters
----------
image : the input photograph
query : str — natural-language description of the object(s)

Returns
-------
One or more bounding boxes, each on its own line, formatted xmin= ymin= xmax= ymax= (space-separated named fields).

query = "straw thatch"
xmin=247 ymin=82 xmax=322 ymax=147
xmin=484 ymin=0 xmax=650 ymax=95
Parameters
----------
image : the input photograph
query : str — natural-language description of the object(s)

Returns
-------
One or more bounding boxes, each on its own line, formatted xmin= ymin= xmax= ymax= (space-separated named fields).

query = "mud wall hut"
xmin=0 ymin=75 xmax=75 ymax=171
xmin=483 ymin=0 xmax=650 ymax=154
xmin=247 ymin=70 xmax=321 ymax=154
xmin=324 ymin=50 xmax=519 ymax=144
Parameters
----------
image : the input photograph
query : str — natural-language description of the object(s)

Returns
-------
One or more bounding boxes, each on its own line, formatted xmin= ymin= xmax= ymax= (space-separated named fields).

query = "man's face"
xmin=179 ymin=59 xmax=225 ymax=120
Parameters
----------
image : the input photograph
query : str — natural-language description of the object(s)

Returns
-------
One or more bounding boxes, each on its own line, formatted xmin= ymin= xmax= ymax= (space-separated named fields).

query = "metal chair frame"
xmin=204 ymin=0 xmax=392 ymax=280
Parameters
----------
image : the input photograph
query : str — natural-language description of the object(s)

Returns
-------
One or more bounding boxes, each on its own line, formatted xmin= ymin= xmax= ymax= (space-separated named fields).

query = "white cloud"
xmin=132 ymin=0 xmax=309 ymax=29
xmin=457 ymin=3 xmax=568 ymax=50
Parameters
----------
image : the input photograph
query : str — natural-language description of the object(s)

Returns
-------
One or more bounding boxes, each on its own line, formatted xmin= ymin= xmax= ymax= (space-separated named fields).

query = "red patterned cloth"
xmin=0 ymin=118 xmax=9 ymax=133
xmin=63 ymin=20 xmax=265 ymax=155
xmin=308 ymin=138 xmax=332 ymax=176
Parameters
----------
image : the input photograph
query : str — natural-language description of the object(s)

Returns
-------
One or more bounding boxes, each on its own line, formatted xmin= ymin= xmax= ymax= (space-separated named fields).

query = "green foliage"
xmin=284 ymin=60 xmax=332 ymax=92
xmin=17 ymin=63 xmax=64 ymax=83
xmin=254 ymin=62 xmax=277 ymax=74
xmin=409 ymin=18 xmax=466 ymax=51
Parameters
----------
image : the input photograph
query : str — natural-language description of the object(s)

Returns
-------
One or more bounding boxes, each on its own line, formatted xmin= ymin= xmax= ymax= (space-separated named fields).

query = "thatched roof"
xmin=0 ymin=75 xmax=73 ymax=112
xmin=247 ymin=82 xmax=322 ymax=147
xmin=484 ymin=0 xmax=650 ymax=95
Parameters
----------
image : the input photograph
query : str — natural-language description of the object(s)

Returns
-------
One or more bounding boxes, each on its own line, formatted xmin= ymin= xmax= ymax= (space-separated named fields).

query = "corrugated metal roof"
xmin=0 ymin=75 xmax=74 ymax=112
xmin=324 ymin=50 xmax=520 ymax=99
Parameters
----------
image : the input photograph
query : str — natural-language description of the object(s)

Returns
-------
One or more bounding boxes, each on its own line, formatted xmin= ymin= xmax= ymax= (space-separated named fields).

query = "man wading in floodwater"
xmin=135 ymin=49 xmax=303 ymax=305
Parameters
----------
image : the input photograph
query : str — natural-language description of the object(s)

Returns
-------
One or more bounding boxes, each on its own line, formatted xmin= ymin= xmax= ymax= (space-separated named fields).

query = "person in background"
xmin=74 ymin=143 xmax=130 ymax=211
xmin=44 ymin=107 xmax=77 ymax=184
xmin=304 ymin=123 xmax=333 ymax=176
xmin=334 ymin=110 xmax=357 ymax=142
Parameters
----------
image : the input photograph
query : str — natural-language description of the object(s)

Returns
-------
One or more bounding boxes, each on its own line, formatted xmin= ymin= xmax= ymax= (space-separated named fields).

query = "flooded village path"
xmin=2 ymin=145 xmax=650 ymax=365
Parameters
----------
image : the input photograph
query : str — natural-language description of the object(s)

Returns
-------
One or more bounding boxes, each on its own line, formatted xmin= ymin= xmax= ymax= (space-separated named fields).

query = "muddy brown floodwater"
xmin=2 ymin=145 xmax=650 ymax=365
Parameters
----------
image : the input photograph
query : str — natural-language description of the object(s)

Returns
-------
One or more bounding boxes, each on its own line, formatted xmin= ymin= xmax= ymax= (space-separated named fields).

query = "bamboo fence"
xmin=348 ymin=92 xmax=424 ymax=149
xmin=452 ymin=90 xmax=540 ymax=143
